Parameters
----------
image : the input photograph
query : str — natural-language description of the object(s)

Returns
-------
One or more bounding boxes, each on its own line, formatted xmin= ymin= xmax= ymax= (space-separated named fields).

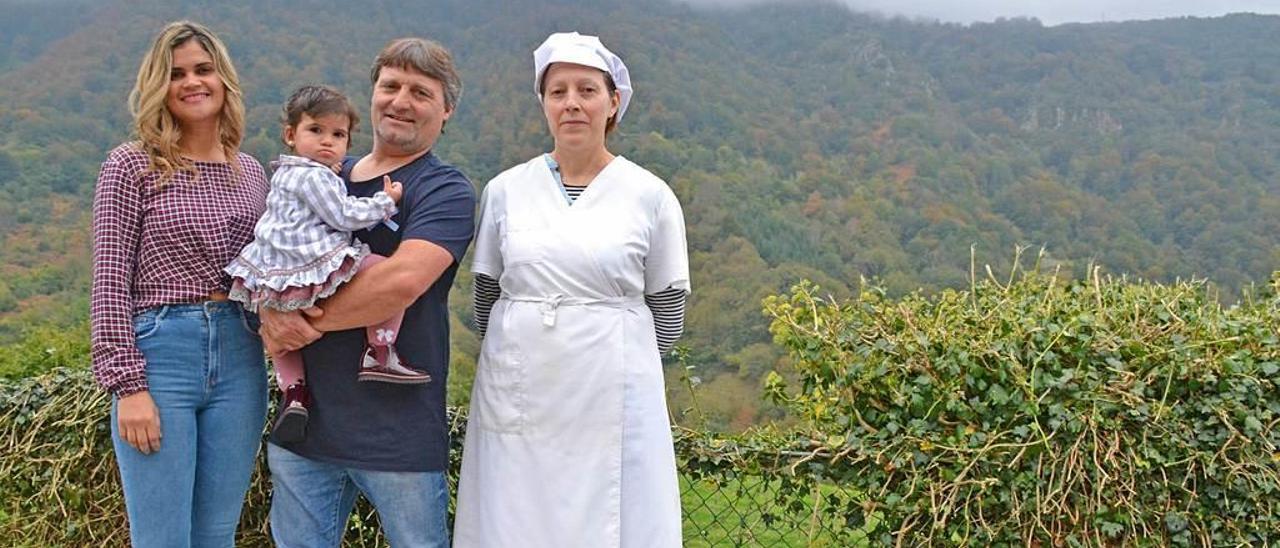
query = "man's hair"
xmin=370 ymin=38 xmax=462 ymax=112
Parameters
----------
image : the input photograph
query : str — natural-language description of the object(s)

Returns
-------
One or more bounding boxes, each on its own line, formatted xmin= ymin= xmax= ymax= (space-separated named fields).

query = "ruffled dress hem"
xmin=228 ymin=243 xmax=370 ymax=312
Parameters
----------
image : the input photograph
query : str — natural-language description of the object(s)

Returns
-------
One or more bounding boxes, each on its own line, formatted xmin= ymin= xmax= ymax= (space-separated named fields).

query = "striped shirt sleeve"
xmin=645 ymin=287 xmax=687 ymax=355
xmin=473 ymin=273 xmax=501 ymax=338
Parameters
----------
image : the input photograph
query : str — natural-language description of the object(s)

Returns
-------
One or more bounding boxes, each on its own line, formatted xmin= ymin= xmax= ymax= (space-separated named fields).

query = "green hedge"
xmin=764 ymin=260 xmax=1280 ymax=545
xmin=0 ymin=367 xmax=410 ymax=546
xmin=7 ymin=262 xmax=1278 ymax=546
xmin=0 ymin=322 xmax=89 ymax=379
xmin=0 ymin=368 xmax=857 ymax=547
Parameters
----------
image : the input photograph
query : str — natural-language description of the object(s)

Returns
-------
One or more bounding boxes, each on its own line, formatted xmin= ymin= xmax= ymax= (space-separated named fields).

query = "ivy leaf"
xmin=1244 ymin=415 xmax=1263 ymax=433
xmin=1099 ymin=521 xmax=1124 ymax=537
xmin=989 ymin=383 xmax=1010 ymax=405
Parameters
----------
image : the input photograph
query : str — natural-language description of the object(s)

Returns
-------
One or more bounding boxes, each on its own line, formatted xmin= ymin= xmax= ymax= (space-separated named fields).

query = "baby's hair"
xmin=280 ymin=85 xmax=360 ymax=146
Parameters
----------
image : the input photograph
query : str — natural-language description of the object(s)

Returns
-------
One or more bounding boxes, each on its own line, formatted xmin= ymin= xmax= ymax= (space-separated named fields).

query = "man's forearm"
xmin=310 ymin=240 xmax=454 ymax=332
xmin=311 ymin=265 xmax=419 ymax=331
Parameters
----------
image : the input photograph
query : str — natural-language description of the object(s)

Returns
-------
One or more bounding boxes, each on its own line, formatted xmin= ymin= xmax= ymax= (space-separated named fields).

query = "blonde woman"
xmin=90 ymin=21 xmax=269 ymax=547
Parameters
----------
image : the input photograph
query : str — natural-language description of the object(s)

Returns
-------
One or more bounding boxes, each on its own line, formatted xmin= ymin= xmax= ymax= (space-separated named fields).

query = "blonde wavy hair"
xmin=128 ymin=21 xmax=245 ymax=184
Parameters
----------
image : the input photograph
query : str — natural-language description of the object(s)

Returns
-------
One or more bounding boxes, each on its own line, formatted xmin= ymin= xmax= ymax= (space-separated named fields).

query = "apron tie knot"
xmin=540 ymin=294 xmax=565 ymax=327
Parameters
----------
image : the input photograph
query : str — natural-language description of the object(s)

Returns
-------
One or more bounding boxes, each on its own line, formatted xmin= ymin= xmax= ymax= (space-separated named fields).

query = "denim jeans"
xmin=110 ymin=301 xmax=268 ymax=548
xmin=267 ymin=443 xmax=450 ymax=548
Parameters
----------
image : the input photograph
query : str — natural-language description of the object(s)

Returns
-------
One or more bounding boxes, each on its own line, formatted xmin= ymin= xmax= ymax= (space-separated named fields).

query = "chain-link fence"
xmin=2 ymin=370 xmax=871 ymax=546
xmin=674 ymin=430 xmax=871 ymax=547
xmin=334 ymin=421 xmax=872 ymax=547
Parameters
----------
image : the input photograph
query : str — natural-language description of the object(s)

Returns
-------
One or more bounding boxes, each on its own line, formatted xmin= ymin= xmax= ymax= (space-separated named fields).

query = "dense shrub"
xmin=0 ymin=368 xmax=455 ymax=546
xmin=1 ymin=368 xmax=856 ymax=547
xmin=0 ymin=322 xmax=89 ymax=379
xmin=7 ymin=258 xmax=1279 ymax=546
xmin=0 ymin=368 xmax=118 ymax=545
xmin=765 ymin=259 xmax=1280 ymax=545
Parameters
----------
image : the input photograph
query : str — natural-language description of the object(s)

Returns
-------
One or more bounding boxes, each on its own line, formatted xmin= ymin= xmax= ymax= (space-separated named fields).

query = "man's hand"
xmin=259 ymin=307 xmax=324 ymax=354
xmin=117 ymin=391 xmax=162 ymax=454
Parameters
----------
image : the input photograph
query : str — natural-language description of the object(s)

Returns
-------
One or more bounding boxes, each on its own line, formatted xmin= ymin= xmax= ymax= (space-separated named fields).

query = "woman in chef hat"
xmin=454 ymin=31 xmax=690 ymax=547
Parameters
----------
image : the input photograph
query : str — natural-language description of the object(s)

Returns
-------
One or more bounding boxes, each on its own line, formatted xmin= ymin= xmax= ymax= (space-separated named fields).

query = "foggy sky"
xmin=680 ymin=0 xmax=1280 ymax=25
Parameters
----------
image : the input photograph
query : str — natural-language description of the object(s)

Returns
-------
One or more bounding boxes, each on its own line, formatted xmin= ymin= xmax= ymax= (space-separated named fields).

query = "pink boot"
xmin=357 ymin=345 xmax=431 ymax=384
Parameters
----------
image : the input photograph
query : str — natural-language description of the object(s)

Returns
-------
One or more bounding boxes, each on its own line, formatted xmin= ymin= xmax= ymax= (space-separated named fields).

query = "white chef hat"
xmin=533 ymin=32 xmax=633 ymax=125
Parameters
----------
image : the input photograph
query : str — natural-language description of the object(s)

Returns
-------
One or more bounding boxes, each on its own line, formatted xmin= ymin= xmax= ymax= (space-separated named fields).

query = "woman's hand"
xmin=117 ymin=391 xmax=162 ymax=454
xmin=383 ymin=175 xmax=403 ymax=203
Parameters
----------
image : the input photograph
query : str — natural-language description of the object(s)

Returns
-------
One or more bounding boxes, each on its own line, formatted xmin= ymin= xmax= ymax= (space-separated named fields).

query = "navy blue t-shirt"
xmin=271 ymin=150 xmax=476 ymax=472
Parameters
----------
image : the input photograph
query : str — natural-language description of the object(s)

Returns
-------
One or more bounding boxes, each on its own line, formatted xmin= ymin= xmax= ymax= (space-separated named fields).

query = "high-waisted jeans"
xmin=110 ymin=301 xmax=268 ymax=548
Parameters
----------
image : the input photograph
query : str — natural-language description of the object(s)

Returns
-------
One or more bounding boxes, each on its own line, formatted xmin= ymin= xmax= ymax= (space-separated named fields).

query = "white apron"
xmin=455 ymin=156 xmax=690 ymax=548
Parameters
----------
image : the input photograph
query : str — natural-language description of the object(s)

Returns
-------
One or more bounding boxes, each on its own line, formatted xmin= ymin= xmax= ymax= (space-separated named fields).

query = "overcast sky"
xmin=682 ymin=0 xmax=1280 ymax=25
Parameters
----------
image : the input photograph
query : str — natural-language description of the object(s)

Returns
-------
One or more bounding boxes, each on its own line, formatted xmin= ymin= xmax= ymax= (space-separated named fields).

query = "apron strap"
xmin=503 ymin=294 xmax=644 ymax=327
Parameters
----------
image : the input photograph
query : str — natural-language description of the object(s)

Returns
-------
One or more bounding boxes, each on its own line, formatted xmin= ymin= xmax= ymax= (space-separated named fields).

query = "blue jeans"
xmin=267 ymin=443 xmax=450 ymax=548
xmin=110 ymin=302 xmax=268 ymax=548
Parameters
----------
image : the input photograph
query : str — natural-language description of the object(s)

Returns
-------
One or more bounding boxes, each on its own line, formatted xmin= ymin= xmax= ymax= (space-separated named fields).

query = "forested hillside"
xmin=2 ymin=0 xmax=1277 ymax=428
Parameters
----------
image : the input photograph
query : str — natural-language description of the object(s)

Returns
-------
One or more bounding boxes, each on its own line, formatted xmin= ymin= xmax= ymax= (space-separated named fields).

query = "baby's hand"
xmin=383 ymin=175 xmax=403 ymax=203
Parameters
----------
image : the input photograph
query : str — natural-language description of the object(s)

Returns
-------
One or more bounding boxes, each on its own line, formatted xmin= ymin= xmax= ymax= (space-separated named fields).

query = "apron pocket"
xmin=502 ymin=226 xmax=548 ymax=267
xmin=473 ymin=346 xmax=527 ymax=433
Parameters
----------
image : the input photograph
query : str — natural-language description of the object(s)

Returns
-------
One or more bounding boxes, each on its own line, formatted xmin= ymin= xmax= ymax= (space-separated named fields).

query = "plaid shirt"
xmin=90 ymin=143 xmax=268 ymax=396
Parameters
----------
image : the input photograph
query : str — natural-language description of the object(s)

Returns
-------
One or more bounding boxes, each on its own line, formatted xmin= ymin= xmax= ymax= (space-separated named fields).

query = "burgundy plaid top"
xmin=90 ymin=143 xmax=268 ymax=396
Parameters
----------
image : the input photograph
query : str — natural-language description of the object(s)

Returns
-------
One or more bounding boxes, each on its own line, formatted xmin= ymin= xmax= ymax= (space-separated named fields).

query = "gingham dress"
xmin=225 ymin=155 xmax=395 ymax=311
